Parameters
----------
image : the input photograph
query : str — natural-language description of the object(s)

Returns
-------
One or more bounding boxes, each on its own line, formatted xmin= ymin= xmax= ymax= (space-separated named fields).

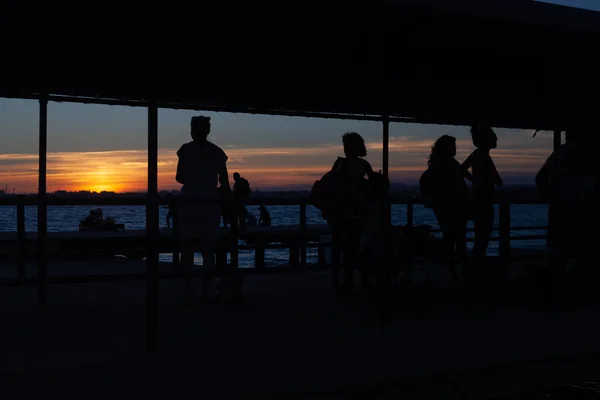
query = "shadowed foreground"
xmin=1 ymin=259 xmax=599 ymax=399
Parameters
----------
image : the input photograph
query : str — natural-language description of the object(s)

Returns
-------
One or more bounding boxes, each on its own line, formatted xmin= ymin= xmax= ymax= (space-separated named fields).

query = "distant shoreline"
xmin=2 ymin=184 xmax=542 ymax=199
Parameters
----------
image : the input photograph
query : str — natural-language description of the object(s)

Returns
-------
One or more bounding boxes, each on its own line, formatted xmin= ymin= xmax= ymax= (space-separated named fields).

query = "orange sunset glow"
xmin=0 ymin=135 xmax=554 ymax=194
xmin=0 ymin=97 xmax=560 ymax=194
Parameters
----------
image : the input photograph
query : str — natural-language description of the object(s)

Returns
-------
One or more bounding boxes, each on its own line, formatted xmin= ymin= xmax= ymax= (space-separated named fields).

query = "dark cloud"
xmin=0 ymin=158 xmax=37 ymax=166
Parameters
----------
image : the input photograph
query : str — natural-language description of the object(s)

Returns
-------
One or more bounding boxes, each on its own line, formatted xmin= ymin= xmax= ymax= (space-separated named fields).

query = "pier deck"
xmin=1 ymin=257 xmax=598 ymax=399
xmin=0 ymin=225 xmax=331 ymax=261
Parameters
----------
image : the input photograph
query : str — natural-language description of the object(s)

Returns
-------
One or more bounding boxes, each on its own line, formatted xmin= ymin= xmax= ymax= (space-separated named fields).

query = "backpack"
xmin=308 ymin=159 xmax=344 ymax=218
xmin=419 ymin=168 xmax=436 ymax=209
xmin=235 ymin=178 xmax=251 ymax=198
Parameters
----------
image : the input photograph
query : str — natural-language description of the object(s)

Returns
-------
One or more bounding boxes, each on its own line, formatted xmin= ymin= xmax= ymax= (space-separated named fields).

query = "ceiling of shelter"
xmin=1 ymin=0 xmax=599 ymax=129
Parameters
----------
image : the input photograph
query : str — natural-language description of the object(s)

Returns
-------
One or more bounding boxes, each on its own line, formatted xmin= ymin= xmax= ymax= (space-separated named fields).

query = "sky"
xmin=0 ymin=0 xmax=596 ymax=194
xmin=538 ymin=0 xmax=600 ymax=11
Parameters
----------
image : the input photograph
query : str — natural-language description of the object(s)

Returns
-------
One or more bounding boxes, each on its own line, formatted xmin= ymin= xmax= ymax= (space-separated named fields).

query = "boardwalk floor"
xmin=1 ymin=259 xmax=599 ymax=399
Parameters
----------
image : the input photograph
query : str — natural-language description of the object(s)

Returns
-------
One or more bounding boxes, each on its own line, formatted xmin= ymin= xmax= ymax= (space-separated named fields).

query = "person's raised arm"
xmin=461 ymin=154 xmax=474 ymax=182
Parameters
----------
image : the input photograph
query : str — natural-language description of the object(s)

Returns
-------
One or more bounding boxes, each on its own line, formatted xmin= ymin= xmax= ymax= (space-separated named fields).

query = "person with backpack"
xmin=536 ymin=129 xmax=595 ymax=290
xmin=233 ymin=172 xmax=251 ymax=197
xmin=420 ymin=135 xmax=471 ymax=282
xmin=310 ymin=132 xmax=374 ymax=294
xmin=232 ymin=172 xmax=251 ymax=230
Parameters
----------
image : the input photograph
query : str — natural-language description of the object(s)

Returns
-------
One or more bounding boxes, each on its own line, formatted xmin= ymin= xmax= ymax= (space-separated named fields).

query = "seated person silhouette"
xmin=258 ymin=205 xmax=271 ymax=226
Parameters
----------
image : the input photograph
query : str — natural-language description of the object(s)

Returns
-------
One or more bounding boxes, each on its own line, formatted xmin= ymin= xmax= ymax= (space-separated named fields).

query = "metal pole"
xmin=552 ymin=129 xmax=562 ymax=290
xmin=382 ymin=116 xmax=389 ymax=180
xmin=145 ymin=0 xmax=160 ymax=353
xmin=382 ymin=115 xmax=392 ymax=227
xmin=146 ymin=103 xmax=159 ymax=352
xmin=37 ymin=95 xmax=48 ymax=309
xmin=553 ymin=129 xmax=561 ymax=151
xmin=17 ymin=196 xmax=26 ymax=283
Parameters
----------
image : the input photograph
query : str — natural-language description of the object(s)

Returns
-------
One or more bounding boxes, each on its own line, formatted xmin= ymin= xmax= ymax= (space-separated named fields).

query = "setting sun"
xmin=0 ymin=133 xmax=554 ymax=194
xmin=81 ymin=184 xmax=120 ymax=193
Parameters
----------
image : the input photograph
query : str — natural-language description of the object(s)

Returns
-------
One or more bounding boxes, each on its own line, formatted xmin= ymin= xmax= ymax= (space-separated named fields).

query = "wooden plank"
xmin=0 ymin=224 xmax=332 ymax=241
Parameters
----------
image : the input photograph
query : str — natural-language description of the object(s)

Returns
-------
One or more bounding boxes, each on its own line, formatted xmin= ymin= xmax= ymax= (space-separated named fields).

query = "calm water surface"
xmin=0 ymin=204 xmax=549 ymax=266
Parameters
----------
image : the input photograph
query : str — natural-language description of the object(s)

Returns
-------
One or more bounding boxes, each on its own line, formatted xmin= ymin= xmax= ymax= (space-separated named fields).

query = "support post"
xmin=382 ymin=116 xmax=389 ymax=180
xmin=145 ymin=0 xmax=160 ymax=353
xmin=552 ymin=129 xmax=562 ymax=288
xmin=37 ymin=95 xmax=48 ymax=309
xmin=17 ymin=196 xmax=26 ymax=283
xmin=499 ymin=200 xmax=511 ymax=271
xmin=230 ymin=200 xmax=240 ymax=269
xmin=171 ymin=200 xmax=179 ymax=273
xmin=300 ymin=199 xmax=307 ymax=265
xmin=289 ymin=246 xmax=300 ymax=267
xmin=553 ymin=130 xmax=561 ymax=151
xmin=382 ymin=115 xmax=391 ymax=229
xmin=146 ymin=102 xmax=160 ymax=353
xmin=407 ymin=197 xmax=414 ymax=228
xmin=255 ymin=245 xmax=266 ymax=269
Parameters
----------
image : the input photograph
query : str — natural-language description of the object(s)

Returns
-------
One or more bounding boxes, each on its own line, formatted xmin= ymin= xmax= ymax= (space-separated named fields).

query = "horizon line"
xmin=3 ymin=183 xmax=540 ymax=196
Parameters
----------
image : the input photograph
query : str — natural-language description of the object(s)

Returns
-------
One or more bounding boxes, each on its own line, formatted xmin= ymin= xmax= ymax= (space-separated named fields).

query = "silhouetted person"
xmin=258 ymin=205 xmax=271 ymax=226
xmin=176 ymin=116 xmax=230 ymax=299
xmin=420 ymin=135 xmax=470 ymax=281
xmin=462 ymin=125 xmax=502 ymax=262
xmin=536 ymin=129 xmax=595 ymax=288
xmin=232 ymin=172 xmax=251 ymax=231
xmin=233 ymin=172 xmax=251 ymax=196
xmin=327 ymin=132 xmax=374 ymax=294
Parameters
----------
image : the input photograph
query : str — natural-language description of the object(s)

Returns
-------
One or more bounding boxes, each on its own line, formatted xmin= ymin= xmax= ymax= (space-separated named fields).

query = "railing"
xmin=0 ymin=194 xmax=550 ymax=352
xmin=0 ymin=194 xmax=549 ymax=282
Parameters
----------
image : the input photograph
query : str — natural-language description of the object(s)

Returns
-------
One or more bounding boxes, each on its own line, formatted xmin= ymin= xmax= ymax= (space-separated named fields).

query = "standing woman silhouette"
xmin=462 ymin=125 xmax=502 ymax=262
xmin=176 ymin=116 xmax=230 ymax=298
xmin=327 ymin=132 xmax=374 ymax=294
xmin=423 ymin=135 xmax=470 ymax=277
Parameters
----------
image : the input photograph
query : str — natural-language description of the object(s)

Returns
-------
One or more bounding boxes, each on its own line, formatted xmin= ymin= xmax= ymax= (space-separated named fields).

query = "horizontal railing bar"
xmin=428 ymin=226 xmax=548 ymax=234
xmin=509 ymin=226 xmax=548 ymax=231
xmin=0 ymin=196 xmax=551 ymax=207
xmin=0 ymin=264 xmax=330 ymax=287
xmin=239 ymin=242 xmax=324 ymax=250
xmin=466 ymin=235 xmax=546 ymax=242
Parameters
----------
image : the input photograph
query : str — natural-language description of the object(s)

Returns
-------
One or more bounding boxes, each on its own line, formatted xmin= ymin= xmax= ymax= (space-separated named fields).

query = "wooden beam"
xmin=553 ymin=130 xmax=562 ymax=151
xmin=37 ymin=94 xmax=48 ymax=309
xmin=145 ymin=0 xmax=160 ymax=353
xmin=0 ymin=93 xmax=412 ymax=123
xmin=382 ymin=116 xmax=390 ymax=179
